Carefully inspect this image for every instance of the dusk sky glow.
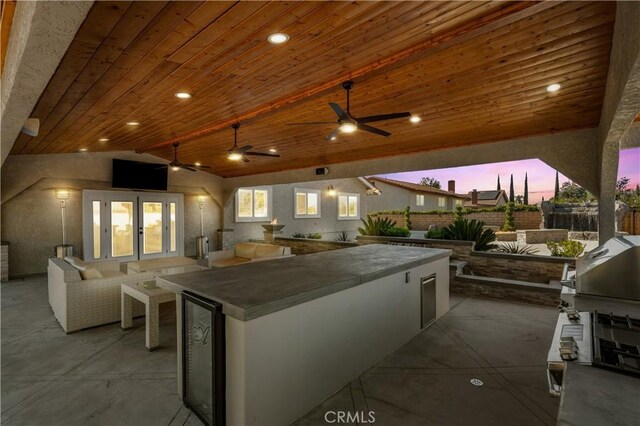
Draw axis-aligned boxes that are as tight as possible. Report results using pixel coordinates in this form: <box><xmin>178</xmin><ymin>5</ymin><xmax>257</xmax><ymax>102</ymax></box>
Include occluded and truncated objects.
<box><xmin>377</xmin><ymin>147</ymin><xmax>640</xmax><ymax>203</ymax></box>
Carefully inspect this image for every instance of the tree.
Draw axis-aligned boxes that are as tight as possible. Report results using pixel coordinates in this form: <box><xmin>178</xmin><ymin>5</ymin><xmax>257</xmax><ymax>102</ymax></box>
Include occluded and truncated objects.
<box><xmin>509</xmin><ymin>174</ymin><xmax>514</xmax><ymax>203</ymax></box>
<box><xmin>616</xmin><ymin>176</ymin><xmax>630</xmax><ymax>194</ymax></box>
<box><xmin>404</xmin><ymin>206</ymin><xmax>412</xmax><ymax>230</ymax></box>
<box><xmin>497</xmin><ymin>175</ymin><xmax>501</xmax><ymax>191</ymax></box>
<box><xmin>419</xmin><ymin>177</ymin><xmax>441</xmax><ymax>189</ymax></box>
<box><xmin>558</xmin><ymin>181</ymin><xmax>588</xmax><ymax>201</ymax></box>
<box><xmin>554</xmin><ymin>171</ymin><xmax>560</xmax><ymax>200</ymax></box>
<box><xmin>501</xmin><ymin>202</ymin><xmax>516</xmax><ymax>231</ymax></box>
<box><xmin>523</xmin><ymin>173</ymin><xmax>529</xmax><ymax>205</ymax></box>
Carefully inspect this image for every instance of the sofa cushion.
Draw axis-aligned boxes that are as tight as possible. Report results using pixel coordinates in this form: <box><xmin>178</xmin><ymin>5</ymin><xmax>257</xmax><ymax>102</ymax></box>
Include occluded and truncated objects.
<box><xmin>235</xmin><ymin>243</ymin><xmax>257</xmax><ymax>260</ymax></box>
<box><xmin>254</xmin><ymin>244</ymin><xmax>284</xmax><ymax>259</ymax></box>
<box><xmin>65</xmin><ymin>256</ymin><xmax>88</xmax><ymax>271</ymax></box>
<box><xmin>210</xmin><ymin>257</ymin><xmax>250</xmax><ymax>268</ymax></box>
<box><xmin>100</xmin><ymin>270</ymin><xmax>125</xmax><ymax>279</ymax></box>
<box><xmin>128</xmin><ymin>257</ymin><xmax>196</xmax><ymax>273</ymax></box>
<box><xmin>80</xmin><ymin>267</ymin><xmax>103</xmax><ymax>280</ymax></box>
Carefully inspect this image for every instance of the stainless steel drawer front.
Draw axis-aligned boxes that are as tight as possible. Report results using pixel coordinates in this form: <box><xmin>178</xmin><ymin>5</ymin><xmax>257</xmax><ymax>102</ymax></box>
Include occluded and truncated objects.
<box><xmin>421</xmin><ymin>275</ymin><xmax>437</xmax><ymax>328</ymax></box>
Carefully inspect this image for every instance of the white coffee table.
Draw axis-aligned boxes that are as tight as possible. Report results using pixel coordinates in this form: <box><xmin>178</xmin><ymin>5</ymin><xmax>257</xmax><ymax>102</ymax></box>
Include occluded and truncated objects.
<box><xmin>121</xmin><ymin>280</ymin><xmax>176</xmax><ymax>351</ymax></box>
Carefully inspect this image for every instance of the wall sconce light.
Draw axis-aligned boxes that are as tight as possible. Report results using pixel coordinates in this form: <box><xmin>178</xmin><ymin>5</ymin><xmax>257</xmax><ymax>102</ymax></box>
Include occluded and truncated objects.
<box><xmin>55</xmin><ymin>189</ymin><xmax>70</xmax><ymax>243</ymax></box>
<box><xmin>327</xmin><ymin>185</ymin><xmax>336</xmax><ymax>198</ymax></box>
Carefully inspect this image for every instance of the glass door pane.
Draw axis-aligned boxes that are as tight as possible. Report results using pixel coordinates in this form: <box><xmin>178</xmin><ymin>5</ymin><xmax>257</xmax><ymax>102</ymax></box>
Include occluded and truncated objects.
<box><xmin>170</xmin><ymin>203</ymin><xmax>177</xmax><ymax>253</ymax></box>
<box><xmin>111</xmin><ymin>201</ymin><xmax>134</xmax><ymax>257</ymax></box>
<box><xmin>142</xmin><ymin>202</ymin><xmax>163</xmax><ymax>255</ymax></box>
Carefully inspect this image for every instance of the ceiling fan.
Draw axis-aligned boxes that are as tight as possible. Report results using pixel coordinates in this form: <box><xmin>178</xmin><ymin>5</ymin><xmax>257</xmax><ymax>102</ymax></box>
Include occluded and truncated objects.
<box><xmin>227</xmin><ymin>123</ymin><xmax>280</xmax><ymax>162</ymax></box>
<box><xmin>287</xmin><ymin>81</ymin><xmax>412</xmax><ymax>141</ymax></box>
<box><xmin>162</xmin><ymin>143</ymin><xmax>211</xmax><ymax>172</ymax></box>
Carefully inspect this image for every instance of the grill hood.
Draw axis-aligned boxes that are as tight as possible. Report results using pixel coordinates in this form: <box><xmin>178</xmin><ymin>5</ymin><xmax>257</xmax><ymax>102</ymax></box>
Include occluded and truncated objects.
<box><xmin>575</xmin><ymin>236</ymin><xmax>640</xmax><ymax>301</ymax></box>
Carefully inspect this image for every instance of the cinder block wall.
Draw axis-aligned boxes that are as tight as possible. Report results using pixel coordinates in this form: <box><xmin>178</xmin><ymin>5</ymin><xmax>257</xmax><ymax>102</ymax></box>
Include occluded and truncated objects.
<box><xmin>373</xmin><ymin>211</ymin><xmax>542</xmax><ymax>230</ymax></box>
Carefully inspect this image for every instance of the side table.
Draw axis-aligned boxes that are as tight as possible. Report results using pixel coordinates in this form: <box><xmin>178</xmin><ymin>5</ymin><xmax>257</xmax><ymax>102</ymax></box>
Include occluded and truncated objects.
<box><xmin>121</xmin><ymin>280</ymin><xmax>176</xmax><ymax>351</ymax></box>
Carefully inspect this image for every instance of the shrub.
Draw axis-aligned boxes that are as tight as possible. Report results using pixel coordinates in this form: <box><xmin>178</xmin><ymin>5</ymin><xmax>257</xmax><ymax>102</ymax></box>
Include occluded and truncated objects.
<box><xmin>493</xmin><ymin>242</ymin><xmax>538</xmax><ymax>255</ymax></box>
<box><xmin>358</xmin><ymin>215</ymin><xmax>396</xmax><ymax>236</ymax></box>
<box><xmin>442</xmin><ymin>218</ymin><xmax>496</xmax><ymax>251</ymax></box>
<box><xmin>335</xmin><ymin>231</ymin><xmax>350</xmax><ymax>242</ymax></box>
<box><xmin>425</xmin><ymin>228</ymin><xmax>447</xmax><ymax>239</ymax></box>
<box><xmin>403</xmin><ymin>206</ymin><xmax>412</xmax><ymax>230</ymax></box>
<box><xmin>291</xmin><ymin>232</ymin><xmax>306</xmax><ymax>238</ymax></box>
<box><xmin>453</xmin><ymin>206</ymin><xmax>464</xmax><ymax>221</ymax></box>
<box><xmin>385</xmin><ymin>227</ymin><xmax>411</xmax><ymax>237</ymax></box>
<box><xmin>501</xmin><ymin>202</ymin><xmax>516</xmax><ymax>231</ymax></box>
<box><xmin>546</xmin><ymin>240</ymin><xmax>586</xmax><ymax>258</ymax></box>
<box><xmin>306</xmin><ymin>233</ymin><xmax>322</xmax><ymax>239</ymax></box>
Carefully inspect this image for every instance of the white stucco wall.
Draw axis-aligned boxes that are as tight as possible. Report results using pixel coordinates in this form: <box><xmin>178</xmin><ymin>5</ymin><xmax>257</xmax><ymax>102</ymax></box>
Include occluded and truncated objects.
<box><xmin>366</xmin><ymin>181</ymin><xmax>459</xmax><ymax>213</ymax></box>
<box><xmin>224</xmin><ymin>178</ymin><xmax>371</xmax><ymax>243</ymax></box>
<box><xmin>0</xmin><ymin>152</ymin><xmax>224</xmax><ymax>276</ymax></box>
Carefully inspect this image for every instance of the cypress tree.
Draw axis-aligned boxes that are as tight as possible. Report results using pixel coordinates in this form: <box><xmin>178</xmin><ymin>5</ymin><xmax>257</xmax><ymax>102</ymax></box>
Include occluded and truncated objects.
<box><xmin>509</xmin><ymin>174</ymin><xmax>515</xmax><ymax>203</ymax></box>
<box><xmin>524</xmin><ymin>173</ymin><xmax>529</xmax><ymax>205</ymax></box>
<box><xmin>497</xmin><ymin>175</ymin><xmax>501</xmax><ymax>191</ymax></box>
<box><xmin>554</xmin><ymin>171</ymin><xmax>560</xmax><ymax>200</ymax></box>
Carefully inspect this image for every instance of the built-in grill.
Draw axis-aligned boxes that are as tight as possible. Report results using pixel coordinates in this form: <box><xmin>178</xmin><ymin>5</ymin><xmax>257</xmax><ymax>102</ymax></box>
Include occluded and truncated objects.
<box><xmin>592</xmin><ymin>311</ymin><xmax>640</xmax><ymax>376</ymax></box>
<box><xmin>548</xmin><ymin>236</ymin><xmax>640</xmax><ymax>396</ymax></box>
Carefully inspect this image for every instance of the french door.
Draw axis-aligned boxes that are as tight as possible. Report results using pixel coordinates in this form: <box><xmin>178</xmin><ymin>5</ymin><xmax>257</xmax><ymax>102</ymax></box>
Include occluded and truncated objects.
<box><xmin>83</xmin><ymin>190</ymin><xmax>184</xmax><ymax>262</ymax></box>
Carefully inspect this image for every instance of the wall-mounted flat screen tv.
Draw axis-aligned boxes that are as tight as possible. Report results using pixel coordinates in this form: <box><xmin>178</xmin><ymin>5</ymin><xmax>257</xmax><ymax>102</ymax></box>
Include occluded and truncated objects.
<box><xmin>112</xmin><ymin>159</ymin><xmax>168</xmax><ymax>191</ymax></box>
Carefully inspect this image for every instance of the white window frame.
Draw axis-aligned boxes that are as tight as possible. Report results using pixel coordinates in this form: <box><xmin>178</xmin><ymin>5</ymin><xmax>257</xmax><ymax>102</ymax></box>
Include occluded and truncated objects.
<box><xmin>294</xmin><ymin>188</ymin><xmax>321</xmax><ymax>219</ymax></box>
<box><xmin>82</xmin><ymin>190</ymin><xmax>184</xmax><ymax>261</ymax></box>
<box><xmin>235</xmin><ymin>186</ymin><xmax>273</xmax><ymax>222</ymax></box>
<box><xmin>416</xmin><ymin>194</ymin><xmax>425</xmax><ymax>206</ymax></box>
<box><xmin>438</xmin><ymin>196</ymin><xmax>446</xmax><ymax>208</ymax></box>
<box><xmin>337</xmin><ymin>192</ymin><xmax>360</xmax><ymax>220</ymax></box>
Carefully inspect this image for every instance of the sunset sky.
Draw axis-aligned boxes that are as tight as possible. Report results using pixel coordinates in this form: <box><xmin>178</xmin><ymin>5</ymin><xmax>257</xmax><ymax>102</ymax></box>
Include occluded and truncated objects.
<box><xmin>376</xmin><ymin>147</ymin><xmax>640</xmax><ymax>203</ymax></box>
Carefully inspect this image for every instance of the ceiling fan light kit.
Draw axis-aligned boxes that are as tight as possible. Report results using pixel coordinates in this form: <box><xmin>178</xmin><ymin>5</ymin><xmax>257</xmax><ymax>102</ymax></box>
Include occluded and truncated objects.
<box><xmin>286</xmin><ymin>80</ymin><xmax>412</xmax><ymax>141</ymax></box>
<box><xmin>227</xmin><ymin>123</ymin><xmax>281</xmax><ymax>163</ymax></box>
<box><xmin>165</xmin><ymin>143</ymin><xmax>211</xmax><ymax>172</ymax></box>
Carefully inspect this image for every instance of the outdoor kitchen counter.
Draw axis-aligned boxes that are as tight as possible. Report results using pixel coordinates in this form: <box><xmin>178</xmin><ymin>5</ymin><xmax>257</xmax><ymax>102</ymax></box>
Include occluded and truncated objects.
<box><xmin>558</xmin><ymin>363</ymin><xmax>640</xmax><ymax>426</ymax></box>
<box><xmin>157</xmin><ymin>244</ymin><xmax>451</xmax><ymax>321</ymax></box>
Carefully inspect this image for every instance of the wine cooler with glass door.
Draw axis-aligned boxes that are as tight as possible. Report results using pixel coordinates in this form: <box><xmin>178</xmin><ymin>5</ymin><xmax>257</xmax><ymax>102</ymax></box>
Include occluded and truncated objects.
<box><xmin>182</xmin><ymin>292</ymin><xmax>225</xmax><ymax>426</ymax></box>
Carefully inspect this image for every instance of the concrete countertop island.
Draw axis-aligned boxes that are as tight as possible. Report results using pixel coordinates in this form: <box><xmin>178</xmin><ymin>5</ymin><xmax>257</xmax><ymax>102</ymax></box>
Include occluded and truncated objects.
<box><xmin>159</xmin><ymin>244</ymin><xmax>451</xmax><ymax>426</ymax></box>
<box><xmin>158</xmin><ymin>244</ymin><xmax>451</xmax><ymax>321</ymax></box>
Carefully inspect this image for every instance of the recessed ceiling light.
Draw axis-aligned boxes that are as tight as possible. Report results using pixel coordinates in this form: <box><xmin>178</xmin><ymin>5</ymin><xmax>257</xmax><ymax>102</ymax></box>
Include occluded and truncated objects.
<box><xmin>126</xmin><ymin>121</ymin><xmax>140</xmax><ymax>126</ymax></box>
<box><xmin>268</xmin><ymin>148</ymin><xmax>277</xmax><ymax>153</ymax></box>
<box><xmin>175</xmin><ymin>92</ymin><xmax>191</xmax><ymax>99</ymax></box>
<box><xmin>410</xmin><ymin>116</ymin><xmax>421</xmax><ymax>123</ymax></box>
<box><xmin>267</xmin><ymin>33</ymin><xmax>289</xmax><ymax>45</ymax></box>
<box><xmin>99</xmin><ymin>138</ymin><xmax>109</xmax><ymax>142</ymax></box>
<box><xmin>339</xmin><ymin>122</ymin><xmax>357</xmax><ymax>133</ymax></box>
<box><xmin>546</xmin><ymin>83</ymin><xmax>561</xmax><ymax>93</ymax></box>
<box><xmin>78</xmin><ymin>148</ymin><xmax>88</xmax><ymax>152</ymax></box>
<box><xmin>194</xmin><ymin>162</ymin><xmax>201</xmax><ymax>166</ymax></box>
<box><xmin>228</xmin><ymin>152</ymin><xmax>244</xmax><ymax>161</ymax></box>
<box><xmin>330</xmin><ymin>136</ymin><xmax>337</xmax><ymax>141</ymax></box>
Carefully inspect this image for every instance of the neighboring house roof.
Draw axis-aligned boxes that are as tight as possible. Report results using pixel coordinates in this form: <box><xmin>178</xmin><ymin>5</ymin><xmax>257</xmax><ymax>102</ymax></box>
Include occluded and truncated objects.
<box><xmin>464</xmin><ymin>189</ymin><xmax>509</xmax><ymax>207</ymax></box>
<box><xmin>367</xmin><ymin>177</ymin><xmax>469</xmax><ymax>200</ymax></box>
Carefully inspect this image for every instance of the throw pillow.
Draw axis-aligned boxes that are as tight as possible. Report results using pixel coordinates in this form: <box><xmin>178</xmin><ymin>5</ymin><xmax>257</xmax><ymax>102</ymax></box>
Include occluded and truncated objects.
<box><xmin>80</xmin><ymin>267</ymin><xmax>103</xmax><ymax>280</ymax></box>
<box><xmin>65</xmin><ymin>256</ymin><xmax>88</xmax><ymax>271</ymax></box>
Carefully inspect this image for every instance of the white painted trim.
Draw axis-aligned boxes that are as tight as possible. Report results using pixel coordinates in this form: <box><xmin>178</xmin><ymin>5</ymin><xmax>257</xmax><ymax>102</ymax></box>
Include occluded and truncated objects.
<box><xmin>337</xmin><ymin>192</ymin><xmax>360</xmax><ymax>221</ymax></box>
<box><xmin>293</xmin><ymin>187</ymin><xmax>321</xmax><ymax>219</ymax></box>
<box><xmin>234</xmin><ymin>186</ymin><xmax>273</xmax><ymax>223</ymax></box>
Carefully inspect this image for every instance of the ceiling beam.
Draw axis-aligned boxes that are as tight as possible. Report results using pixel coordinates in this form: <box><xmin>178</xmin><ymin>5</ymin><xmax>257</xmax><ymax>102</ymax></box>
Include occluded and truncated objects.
<box><xmin>141</xmin><ymin>1</ymin><xmax>557</xmax><ymax>153</ymax></box>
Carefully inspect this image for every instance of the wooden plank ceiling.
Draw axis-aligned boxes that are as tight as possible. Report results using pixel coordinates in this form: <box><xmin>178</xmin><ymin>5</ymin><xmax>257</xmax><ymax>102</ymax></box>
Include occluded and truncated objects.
<box><xmin>11</xmin><ymin>1</ymin><xmax>616</xmax><ymax>178</ymax></box>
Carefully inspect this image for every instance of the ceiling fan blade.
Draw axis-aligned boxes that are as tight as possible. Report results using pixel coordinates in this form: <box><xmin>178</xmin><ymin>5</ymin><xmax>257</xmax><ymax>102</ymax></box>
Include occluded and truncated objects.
<box><xmin>286</xmin><ymin>122</ymin><xmax>335</xmax><ymax>125</ymax></box>
<box><xmin>182</xmin><ymin>166</ymin><xmax>198</xmax><ymax>172</ymax></box>
<box><xmin>245</xmin><ymin>151</ymin><xmax>281</xmax><ymax>158</ymax></box>
<box><xmin>358</xmin><ymin>112</ymin><xmax>411</xmax><ymax>123</ymax></box>
<box><xmin>329</xmin><ymin>102</ymin><xmax>348</xmax><ymax>120</ymax></box>
<box><xmin>183</xmin><ymin>163</ymin><xmax>211</xmax><ymax>169</ymax></box>
<box><xmin>325</xmin><ymin>127</ymin><xmax>339</xmax><ymax>141</ymax></box>
<box><xmin>241</xmin><ymin>156</ymin><xmax>250</xmax><ymax>163</ymax></box>
<box><xmin>358</xmin><ymin>124</ymin><xmax>391</xmax><ymax>137</ymax></box>
<box><xmin>238</xmin><ymin>145</ymin><xmax>253</xmax><ymax>153</ymax></box>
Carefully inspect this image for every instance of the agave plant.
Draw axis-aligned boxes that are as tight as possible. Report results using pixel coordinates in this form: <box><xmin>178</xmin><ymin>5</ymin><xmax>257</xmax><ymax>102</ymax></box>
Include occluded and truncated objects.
<box><xmin>358</xmin><ymin>215</ymin><xmax>396</xmax><ymax>236</ymax></box>
<box><xmin>442</xmin><ymin>218</ymin><xmax>496</xmax><ymax>251</ymax></box>
<box><xmin>493</xmin><ymin>242</ymin><xmax>539</xmax><ymax>255</ymax></box>
<box><xmin>335</xmin><ymin>230</ymin><xmax>350</xmax><ymax>242</ymax></box>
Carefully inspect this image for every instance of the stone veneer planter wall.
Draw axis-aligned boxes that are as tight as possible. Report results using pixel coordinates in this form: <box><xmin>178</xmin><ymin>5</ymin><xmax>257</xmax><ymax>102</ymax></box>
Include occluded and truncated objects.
<box><xmin>469</xmin><ymin>251</ymin><xmax>575</xmax><ymax>284</ymax></box>
<box><xmin>372</xmin><ymin>210</ymin><xmax>542</xmax><ymax>230</ymax></box>
<box><xmin>356</xmin><ymin>236</ymin><xmax>475</xmax><ymax>262</ymax></box>
<box><xmin>272</xmin><ymin>237</ymin><xmax>358</xmax><ymax>255</ymax></box>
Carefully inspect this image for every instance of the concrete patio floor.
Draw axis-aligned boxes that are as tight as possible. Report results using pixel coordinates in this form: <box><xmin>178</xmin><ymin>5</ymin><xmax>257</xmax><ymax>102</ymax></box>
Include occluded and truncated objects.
<box><xmin>2</xmin><ymin>275</ymin><xmax>558</xmax><ymax>425</ymax></box>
